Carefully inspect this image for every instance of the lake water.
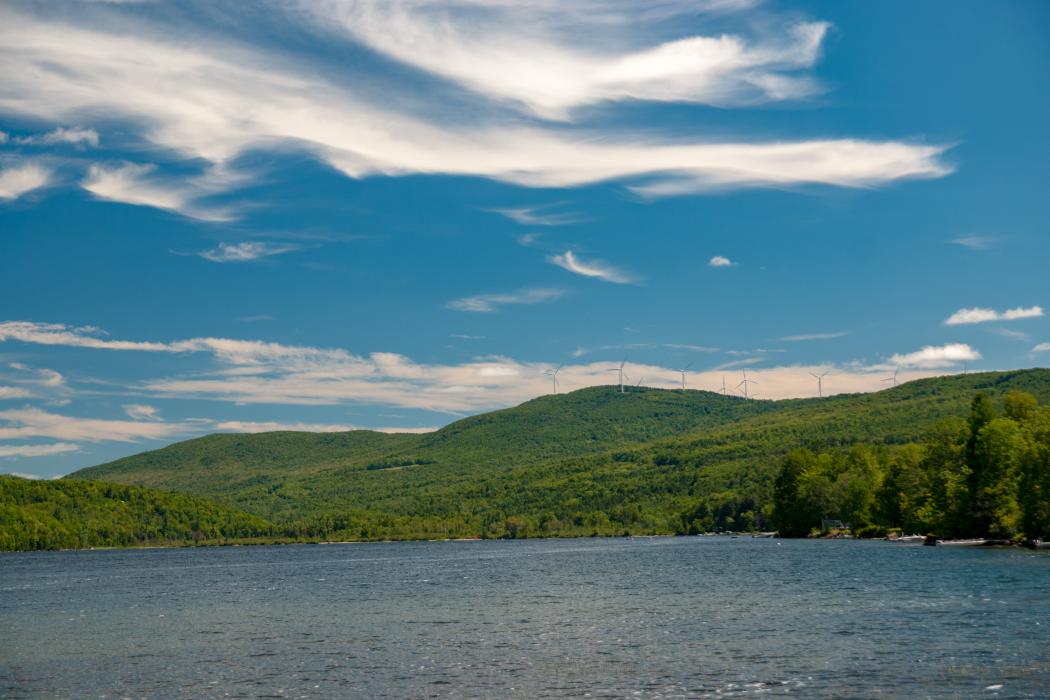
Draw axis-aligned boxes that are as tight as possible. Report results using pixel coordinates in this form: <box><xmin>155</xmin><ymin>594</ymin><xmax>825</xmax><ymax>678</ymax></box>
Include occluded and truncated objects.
<box><xmin>1</xmin><ymin>537</ymin><xmax>1048</xmax><ymax>699</ymax></box>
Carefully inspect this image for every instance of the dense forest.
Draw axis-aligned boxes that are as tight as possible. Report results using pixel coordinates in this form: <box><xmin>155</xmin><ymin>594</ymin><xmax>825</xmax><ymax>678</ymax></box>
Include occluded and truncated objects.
<box><xmin>0</xmin><ymin>476</ymin><xmax>276</xmax><ymax>551</ymax></box>
<box><xmin>3</xmin><ymin>370</ymin><xmax>1049</xmax><ymax>550</ymax></box>
<box><xmin>772</xmin><ymin>390</ymin><xmax>1050</xmax><ymax>540</ymax></box>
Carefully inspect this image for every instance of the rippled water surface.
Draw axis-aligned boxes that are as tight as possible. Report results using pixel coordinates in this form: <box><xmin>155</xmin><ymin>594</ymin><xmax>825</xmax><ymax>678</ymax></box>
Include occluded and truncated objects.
<box><xmin>1</xmin><ymin>537</ymin><xmax>1048</xmax><ymax>698</ymax></box>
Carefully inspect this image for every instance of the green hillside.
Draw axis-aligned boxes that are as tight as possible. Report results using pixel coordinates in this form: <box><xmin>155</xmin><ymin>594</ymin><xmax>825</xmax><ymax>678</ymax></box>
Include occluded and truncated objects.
<box><xmin>0</xmin><ymin>475</ymin><xmax>277</xmax><ymax>551</ymax></box>
<box><xmin>67</xmin><ymin>369</ymin><xmax>1050</xmax><ymax>540</ymax></box>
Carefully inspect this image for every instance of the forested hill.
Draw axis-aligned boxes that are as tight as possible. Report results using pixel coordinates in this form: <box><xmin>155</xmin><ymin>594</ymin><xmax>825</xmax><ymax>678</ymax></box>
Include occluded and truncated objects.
<box><xmin>64</xmin><ymin>369</ymin><xmax>1050</xmax><ymax>539</ymax></box>
<box><xmin>0</xmin><ymin>476</ymin><xmax>276</xmax><ymax>551</ymax></box>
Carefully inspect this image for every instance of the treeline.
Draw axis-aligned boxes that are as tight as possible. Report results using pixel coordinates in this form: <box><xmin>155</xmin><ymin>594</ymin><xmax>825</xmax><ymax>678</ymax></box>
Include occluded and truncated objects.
<box><xmin>0</xmin><ymin>476</ymin><xmax>277</xmax><ymax>551</ymax></box>
<box><xmin>772</xmin><ymin>391</ymin><xmax>1050</xmax><ymax>539</ymax></box>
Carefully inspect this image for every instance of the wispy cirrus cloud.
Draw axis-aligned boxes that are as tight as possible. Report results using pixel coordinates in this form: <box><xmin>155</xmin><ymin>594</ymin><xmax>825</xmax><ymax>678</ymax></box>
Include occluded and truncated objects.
<box><xmin>781</xmin><ymin>331</ymin><xmax>850</xmax><ymax>342</ymax></box>
<box><xmin>951</xmin><ymin>235</ymin><xmax>995</xmax><ymax>250</ymax></box>
<box><xmin>0</xmin><ymin>2</ymin><xmax>952</xmax><ymax>217</ymax></box>
<box><xmin>944</xmin><ymin>305</ymin><xmax>1043</xmax><ymax>325</ymax></box>
<box><xmin>550</xmin><ymin>251</ymin><xmax>634</xmax><ymax>284</ymax></box>
<box><xmin>82</xmin><ymin>162</ymin><xmax>239</xmax><ymax>222</ymax></box>
<box><xmin>14</xmin><ymin>127</ymin><xmax>99</xmax><ymax>148</ymax></box>
<box><xmin>0</xmin><ymin>160</ymin><xmax>53</xmax><ymax>201</ymax></box>
<box><xmin>198</xmin><ymin>241</ymin><xmax>299</xmax><ymax>262</ymax></box>
<box><xmin>1033</xmin><ymin>343</ymin><xmax>1050</xmax><ymax>353</ymax></box>
<box><xmin>123</xmin><ymin>404</ymin><xmax>161</xmax><ymax>421</ymax></box>
<box><xmin>446</xmin><ymin>288</ymin><xmax>565</xmax><ymax>313</ymax></box>
<box><xmin>490</xmin><ymin>206</ymin><xmax>584</xmax><ymax>227</ymax></box>
<box><xmin>311</xmin><ymin>1</ymin><xmax>830</xmax><ymax>119</ymax></box>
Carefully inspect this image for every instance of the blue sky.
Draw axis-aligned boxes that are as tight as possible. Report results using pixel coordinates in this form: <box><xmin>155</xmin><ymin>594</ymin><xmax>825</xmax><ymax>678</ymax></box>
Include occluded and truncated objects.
<box><xmin>1</xmin><ymin>0</ymin><xmax>1048</xmax><ymax>478</ymax></box>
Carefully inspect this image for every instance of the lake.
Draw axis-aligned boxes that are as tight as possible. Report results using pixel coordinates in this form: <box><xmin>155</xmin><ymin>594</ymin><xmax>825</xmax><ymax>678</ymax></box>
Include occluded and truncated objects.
<box><xmin>1</xmin><ymin>537</ymin><xmax>1048</xmax><ymax>698</ymax></box>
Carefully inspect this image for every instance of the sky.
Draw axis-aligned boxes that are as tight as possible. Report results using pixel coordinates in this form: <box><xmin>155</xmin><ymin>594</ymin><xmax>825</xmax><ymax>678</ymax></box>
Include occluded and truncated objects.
<box><xmin>1</xmin><ymin>0</ymin><xmax>1048</xmax><ymax>479</ymax></box>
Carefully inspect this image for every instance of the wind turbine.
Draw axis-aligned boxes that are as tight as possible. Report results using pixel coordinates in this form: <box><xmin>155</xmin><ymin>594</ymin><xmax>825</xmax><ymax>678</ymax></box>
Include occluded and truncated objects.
<box><xmin>881</xmin><ymin>366</ymin><xmax>900</xmax><ymax>387</ymax></box>
<box><xmin>718</xmin><ymin>375</ymin><xmax>728</xmax><ymax>395</ymax></box>
<box><xmin>544</xmin><ymin>364</ymin><xmax>563</xmax><ymax>394</ymax></box>
<box><xmin>607</xmin><ymin>358</ymin><xmax>627</xmax><ymax>393</ymax></box>
<box><xmin>809</xmin><ymin>370</ymin><xmax>831</xmax><ymax>398</ymax></box>
<box><xmin>737</xmin><ymin>369</ymin><xmax>758</xmax><ymax>400</ymax></box>
<box><xmin>675</xmin><ymin>363</ymin><xmax>692</xmax><ymax>390</ymax></box>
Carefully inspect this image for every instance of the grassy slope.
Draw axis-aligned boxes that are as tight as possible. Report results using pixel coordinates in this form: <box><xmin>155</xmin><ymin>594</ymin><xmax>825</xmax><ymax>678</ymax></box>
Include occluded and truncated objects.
<box><xmin>68</xmin><ymin>369</ymin><xmax>1050</xmax><ymax>531</ymax></box>
<box><xmin>0</xmin><ymin>475</ymin><xmax>276</xmax><ymax>551</ymax></box>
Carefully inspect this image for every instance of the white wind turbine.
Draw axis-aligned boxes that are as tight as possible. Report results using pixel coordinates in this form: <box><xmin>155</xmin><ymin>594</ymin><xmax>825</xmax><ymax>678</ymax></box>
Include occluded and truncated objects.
<box><xmin>675</xmin><ymin>363</ymin><xmax>692</xmax><ymax>390</ymax></box>
<box><xmin>608</xmin><ymin>358</ymin><xmax>627</xmax><ymax>393</ymax></box>
<box><xmin>809</xmin><ymin>370</ymin><xmax>831</xmax><ymax>398</ymax></box>
<box><xmin>737</xmin><ymin>368</ymin><xmax>758</xmax><ymax>399</ymax></box>
<box><xmin>882</xmin><ymin>366</ymin><xmax>900</xmax><ymax>387</ymax></box>
<box><xmin>544</xmin><ymin>364</ymin><xmax>563</xmax><ymax>394</ymax></box>
<box><xmin>718</xmin><ymin>375</ymin><xmax>728</xmax><ymax>395</ymax></box>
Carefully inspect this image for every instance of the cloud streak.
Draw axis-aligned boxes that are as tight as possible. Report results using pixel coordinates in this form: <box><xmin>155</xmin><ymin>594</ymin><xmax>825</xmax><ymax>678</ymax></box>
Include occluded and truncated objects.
<box><xmin>0</xmin><ymin>442</ymin><xmax>80</xmax><ymax>458</ymax></box>
<box><xmin>944</xmin><ymin>306</ymin><xmax>1043</xmax><ymax>325</ymax></box>
<box><xmin>446</xmin><ymin>288</ymin><xmax>565</xmax><ymax>313</ymax></box>
<box><xmin>199</xmin><ymin>242</ymin><xmax>299</xmax><ymax>263</ymax></box>
<box><xmin>550</xmin><ymin>251</ymin><xmax>634</xmax><ymax>283</ymax></box>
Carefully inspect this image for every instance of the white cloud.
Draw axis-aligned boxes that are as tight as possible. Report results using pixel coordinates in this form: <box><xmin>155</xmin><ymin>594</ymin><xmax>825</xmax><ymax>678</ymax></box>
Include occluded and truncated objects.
<box><xmin>1033</xmin><ymin>343</ymin><xmax>1050</xmax><ymax>353</ymax></box>
<box><xmin>214</xmin><ymin>420</ymin><xmax>436</xmax><ymax>434</ymax></box>
<box><xmin>447</xmin><ymin>288</ymin><xmax>565</xmax><ymax>312</ymax></box>
<box><xmin>0</xmin><ymin>320</ymin><xmax>990</xmax><ymax>412</ymax></box>
<box><xmin>311</xmin><ymin>2</ymin><xmax>830</xmax><ymax>119</ymax></box>
<box><xmin>951</xmin><ymin>235</ymin><xmax>994</xmax><ymax>250</ymax></box>
<box><xmin>0</xmin><ymin>3</ymin><xmax>952</xmax><ymax>216</ymax></box>
<box><xmin>550</xmin><ymin>251</ymin><xmax>633</xmax><ymax>283</ymax></box>
<box><xmin>199</xmin><ymin>242</ymin><xmax>298</xmax><ymax>263</ymax></box>
<box><xmin>781</xmin><ymin>331</ymin><xmax>849</xmax><ymax>342</ymax></box>
<box><xmin>888</xmin><ymin>343</ymin><xmax>980</xmax><ymax>369</ymax></box>
<box><xmin>988</xmin><ymin>328</ymin><xmax>1029</xmax><ymax>342</ymax></box>
<box><xmin>0</xmin><ymin>386</ymin><xmax>34</xmax><ymax>399</ymax></box>
<box><xmin>944</xmin><ymin>305</ymin><xmax>1043</xmax><ymax>325</ymax></box>
<box><xmin>15</xmin><ymin>127</ymin><xmax>100</xmax><ymax>147</ymax></box>
<box><xmin>0</xmin><ymin>407</ymin><xmax>195</xmax><ymax>442</ymax></box>
<box><xmin>0</xmin><ymin>442</ymin><xmax>80</xmax><ymax>458</ymax></box>
<box><xmin>0</xmin><ymin>160</ymin><xmax>53</xmax><ymax>200</ymax></box>
<box><xmin>82</xmin><ymin>162</ymin><xmax>238</xmax><ymax>222</ymax></box>
<box><xmin>490</xmin><ymin>206</ymin><xmax>583</xmax><ymax>226</ymax></box>
<box><xmin>708</xmin><ymin>255</ymin><xmax>734</xmax><ymax>267</ymax></box>
<box><xmin>123</xmin><ymin>404</ymin><xmax>161</xmax><ymax>421</ymax></box>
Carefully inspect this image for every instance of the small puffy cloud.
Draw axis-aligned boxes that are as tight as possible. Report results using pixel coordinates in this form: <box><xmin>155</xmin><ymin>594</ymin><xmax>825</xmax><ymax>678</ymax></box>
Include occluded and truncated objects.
<box><xmin>1033</xmin><ymin>343</ymin><xmax>1050</xmax><ymax>353</ymax></box>
<box><xmin>708</xmin><ymin>255</ymin><xmax>734</xmax><ymax>267</ymax></box>
<box><xmin>550</xmin><ymin>251</ymin><xmax>633</xmax><ymax>284</ymax></box>
<box><xmin>888</xmin><ymin>343</ymin><xmax>980</xmax><ymax>369</ymax></box>
<box><xmin>123</xmin><ymin>404</ymin><xmax>160</xmax><ymax>421</ymax></box>
<box><xmin>0</xmin><ymin>442</ymin><xmax>80</xmax><ymax>458</ymax></box>
<box><xmin>944</xmin><ymin>305</ymin><xmax>1043</xmax><ymax>325</ymax></box>
<box><xmin>0</xmin><ymin>161</ymin><xmax>53</xmax><ymax>200</ymax></box>
<box><xmin>447</xmin><ymin>288</ymin><xmax>565</xmax><ymax>313</ymax></box>
<box><xmin>199</xmin><ymin>242</ymin><xmax>298</xmax><ymax>263</ymax></box>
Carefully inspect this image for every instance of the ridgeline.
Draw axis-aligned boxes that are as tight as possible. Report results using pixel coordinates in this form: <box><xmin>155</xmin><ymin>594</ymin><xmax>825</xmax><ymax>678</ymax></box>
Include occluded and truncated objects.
<box><xmin>3</xmin><ymin>369</ymin><xmax>1049</xmax><ymax>549</ymax></box>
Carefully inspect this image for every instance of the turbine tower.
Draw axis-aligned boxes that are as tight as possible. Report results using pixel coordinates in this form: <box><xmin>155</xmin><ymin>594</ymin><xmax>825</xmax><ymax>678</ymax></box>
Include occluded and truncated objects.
<box><xmin>544</xmin><ymin>364</ymin><xmax>563</xmax><ymax>394</ymax></box>
<box><xmin>882</xmin><ymin>366</ymin><xmax>900</xmax><ymax>387</ymax></box>
<box><xmin>675</xmin><ymin>363</ymin><xmax>692</xmax><ymax>391</ymax></box>
<box><xmin>809</xmin><ymin>370</ymin><xmax>831</xmax><ymax>398</ymax></box>
<box><xmin>719</xmin><ymin>375</ymin><xmax>728</xmax><ymax>395</ymax></box>
<box><xmin>607</xmin><ymin>358</ymin><xmax>627</xmax><ymax>393</ymax></box>
<box><xmin>737</xmin><ymin>369</ymin><xmax>758</xmax><ymax>399</ymax></box>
